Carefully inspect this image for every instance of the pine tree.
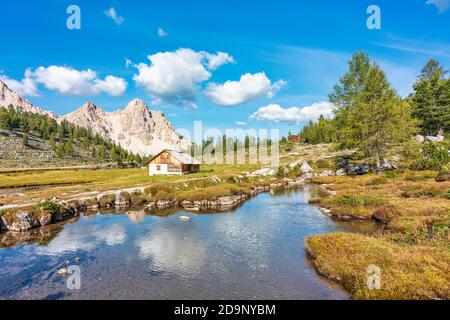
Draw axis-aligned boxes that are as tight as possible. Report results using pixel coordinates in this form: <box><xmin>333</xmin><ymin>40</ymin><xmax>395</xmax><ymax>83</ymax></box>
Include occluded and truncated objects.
<box><xmin>412</xmin><ymin>59</ymin><xmax>450</xmax><ymax>135</ymax></box>
<box><xmin>336</xmin><ymin>64</ymin><xmax>418</xmax><ymax>173</ymax></box>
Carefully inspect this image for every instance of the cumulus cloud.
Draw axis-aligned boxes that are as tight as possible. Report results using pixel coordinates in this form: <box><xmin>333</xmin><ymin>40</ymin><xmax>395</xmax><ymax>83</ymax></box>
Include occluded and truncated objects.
<box><xmin>28</xmin><ymin>66</ymin><xmax>127</xmax><ymax>96</ymax></box>
<box><xmin>0</xmin><ymin>69</ymin><xmax>39</xmax><ymax>97</ymax></box>
<box><xmin>426</xmin><ymin>0</ymin><xmax>450</xmax><ymax>12</ymax></box>
<box><xmin>204</xmin><ymin>72</ymin><xmax>286</xmax><ymax>106</ymax></box>
<box><xmin>204</xmin><ymin>52</ymin><xmax>235</xmax><ymax>71</ymax></box>
<box><xmin>235</xmin><ymin>121</ymin><xmax>248</xmax><ymax>126</ymax></box>
<box><xmin>158</xmin><ymin>27</ymin><xmax>168</xmax><ymax>38</ymax></box>
<box><xmin>250</xmin><ymin>101</ymin><xmax>335</xmax><ymax>123</ymax></box>
<box><xmin>132</xmin><ymin>48</ymin><xmax>234</xmax><ymax>108</ymax></box>
<box><xmin>104</xmin><ymin>7</ymin><xmax>124</xmax><ymax>25</ymax></box>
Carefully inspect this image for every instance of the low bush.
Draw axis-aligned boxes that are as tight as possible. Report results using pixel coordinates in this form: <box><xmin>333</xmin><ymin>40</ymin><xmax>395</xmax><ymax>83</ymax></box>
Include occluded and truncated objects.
<box><xmin>444</xmin><ymin>189</ymin><xmax>450</xmax><ymax>200</ymax></box>
<box><xmin>130</xmin><ymin>191</ymin><xmax>147</xmax><ymax>205</ymax></box>
<box><xmin>39</xmin><ymin>201</ymin><xmax>60</xmax><ymax>214</ymax></box>
<box><xmin>435</xmin><ymin>166</ymin><xmax>450</xmax><ymax>182</ymax></box>
<box><xmin>99</xmin><ymin>194</ymin><xmax>116</xmax><ymax>207</ymax></box>
<box><xmin>152</xmin><ymin>191</ymin><xmax>173</xmax><ymax>201</ymax></box>
<box><xmin>400</xmin><ymin>185</ymin><xmax>442</xmax><ymax>199</ymax></box>
<box><xmin>412</xmin><ymin>143</ymin><xmax>449</xmax><ymax>170</ymax></box>
<box><xmin>144</xmin><ymin>184</ymin><xmax>171</xmax><ymax>196</ymax></box>
<box><xmin>177</xmin><ymin>183</ymin><xmax>250</xmax><ymax>202</ymax></box>
<box><xmin>330</xmin><ymin>194</ymin><xmax>387</xmax><ymax>207</ymax></box>
<box><xmin>119</xmin><ymin>191</ymin><xmax>131</xmax><ymax>202</ymax></box>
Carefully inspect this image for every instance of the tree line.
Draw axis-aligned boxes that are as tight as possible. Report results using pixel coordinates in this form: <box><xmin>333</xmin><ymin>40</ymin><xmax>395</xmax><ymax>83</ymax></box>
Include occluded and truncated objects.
<box><xmin>296</xmin><ymin>52</ymin><xmax>449</xmax><ymax>173</ymax></box>
<box><xmin>0</xmin><ymin>106</ymin><xmax>148</xmax><ymax>166</ymax></box>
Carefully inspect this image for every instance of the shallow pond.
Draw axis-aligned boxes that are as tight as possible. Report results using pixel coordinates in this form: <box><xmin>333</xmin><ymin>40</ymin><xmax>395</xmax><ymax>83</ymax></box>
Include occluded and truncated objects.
<box><xmin>0</xmin><ymin>185</ymin><xmax>379</xmax><ymax>300</ymax></box>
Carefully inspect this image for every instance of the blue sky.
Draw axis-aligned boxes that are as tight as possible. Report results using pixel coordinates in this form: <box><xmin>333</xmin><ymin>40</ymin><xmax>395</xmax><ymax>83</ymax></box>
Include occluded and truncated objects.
<box><xmin>1</xmin><ymin>0</ymin><xmax>449</xmax><ymax>137</ymax></box>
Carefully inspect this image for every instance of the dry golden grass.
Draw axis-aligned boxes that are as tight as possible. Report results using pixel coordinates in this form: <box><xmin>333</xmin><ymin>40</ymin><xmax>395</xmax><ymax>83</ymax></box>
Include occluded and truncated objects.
<box><xmin>307</xmin><ymin>170</ymin><xmax>450</xmax><ymax>299</ymax></box>
<box><xmin>307</xmin><ymin>233</ymin><xmax>450</xmax><ymax>300</ymax></box>
<box><xmin>0</xmin><ymin>164</ymin><xmax>260</xmax><ymax>207</ymax></box>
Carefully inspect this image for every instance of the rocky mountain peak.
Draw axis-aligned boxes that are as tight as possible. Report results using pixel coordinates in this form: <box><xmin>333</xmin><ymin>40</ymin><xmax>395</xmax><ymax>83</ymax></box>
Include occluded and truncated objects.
<box><xmin>125</xmin><ymin>98</ymin><xmax>148</xmax><ymax>110</ymax></box>
<box><xmin>0</xmin><ymin>80</ymin><xmax>56</xmax><ymax>118</ymax></box>
<box><xmin>62</xmin><ymin>99</ymin><xmax>191</xmax><ymax>156</ymax></box>
<box><xmin>1</xmin><ymin>82</ymin><xmax>190</xmax><ymax>156</ymax></box>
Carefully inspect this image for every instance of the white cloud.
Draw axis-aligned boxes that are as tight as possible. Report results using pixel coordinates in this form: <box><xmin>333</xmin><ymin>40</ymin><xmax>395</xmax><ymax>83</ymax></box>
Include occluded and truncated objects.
<box><xmin>125</xmin><ymin>57</ymin><xmax>133</xmax><ymax>67</ymax></box>
<box><xmin>104</xmin><ymin>7</ymin><xmax>124</xmax><ymax>25</ymax></box>
<box><xmin>426</xmin><ymin>0</ymin><xmax>450</xmax><ymax>13</ymax></box>
<box><xmin>29</xmin><ymin>66</ymin><xmax>127</xmax><ymax>96</ymax></box>
<box><xmin>204</xmin><ymin>52</ymin><xmax>235</xmax><ymax>71</ymax></box>
<box><xmin>204</xmin><ymin>72</ymin><xmax>286</xmax><ymax>106</ymax></box>
<box><xmin>158</xmin><ymin>27</ymin><xmax>168</xmax><ymax>38</ymax></box>
<box><xmin>0</xmin><ymin>69</ymin><xmax>39</xmax><ymax>97</ymax></box>
<box><xmin>132</xmin><ymin>48</ymin><xmax>234</xmax><ymax>107</ymax></box>
<box><xmin>250</xmin><ymin>101</ymin><xmax>335</xmax><ymax>123</ymax></box>
<box><xmin>235</xmin><ymin>121</ymin><xmax>248</xmax><ymax>126</ymax></box>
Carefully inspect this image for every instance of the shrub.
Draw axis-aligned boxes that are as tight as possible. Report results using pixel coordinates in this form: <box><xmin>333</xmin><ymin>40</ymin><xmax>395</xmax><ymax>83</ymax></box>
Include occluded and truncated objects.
<box><xmin>412</xmin><ymin>143</ymin><xmax>450</xmax><ymax>170</ymax></box>
<box><xmin>435</xmin><ymin>166</ymin><xmax>450</xmax><ymax>182</ymax></box>
<box><xmin>400</xmin><ymin>185</ymin><xmax>441</xmax><ymax>198</ymax></box>
<box><xmin>152</xmin><ymin>191</ymin><xmax>173</xmax><ymax>201</ymax></box>
<box><xmin>99</xmin><ymin>194</ymin><xmax>116</xmax><ymax>207</ymax></box>
<box><xmin>331</xmin><ymin>194</ymin><xmax>387</xmax><ymax>207</ymax></box>
<box><xmin>84</xmin><ymin>198</ymin><xmax>99</xmax><ymax>206</ymax></box>
<box><xmin>119</xmin><ymin>191</ymin><xmax>131</xmax><ymax>202</ymax></box>
<box><xmin>39</xmin><ymin>201</ymin><xmax>60</xmax><ymax>214</ymax></box>
<box><xmin>444</xmin><ymin>189</ymin><xmax>450</xmax><ymax>200</ymax></box>
<box><xmin>130</xmin><ymin>192</ymin><xmax>147</xmax><ymax>205</ymax></box>
<box><xmin>144</xmin><ymin>184</ymin><xmax>171</xmax><ymax>196</ymax></box>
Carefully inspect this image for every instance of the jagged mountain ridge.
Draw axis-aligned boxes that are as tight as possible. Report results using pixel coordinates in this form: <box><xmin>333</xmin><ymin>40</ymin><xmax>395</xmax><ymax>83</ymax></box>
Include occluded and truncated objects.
<box><xmin>0</xmin><ymin>80</ymin><xmax>191</xmax><ymax>156</ymax></box>
<box><xmin>0</xmin><ymin>81</ymin><xmax>56</xmax><ymax>118</ymax></box>
<box><xmin>61</xmin><ymin>100</ymin><xmax>191</xmax><ymax>156</ymax></box>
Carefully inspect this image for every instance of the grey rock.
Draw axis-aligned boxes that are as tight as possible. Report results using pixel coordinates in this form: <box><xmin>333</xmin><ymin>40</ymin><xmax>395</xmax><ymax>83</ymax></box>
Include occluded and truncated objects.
<box><xmin>7</xmin><ymin>211</ymin><xmax>40</xmax><ymax>232</ymax></box>
<box><xmin>300</xmin><ymin>161</ymin><xmax>314</xmax><ymax>173</ymax></box>
<box><xmin>381</xmin><ymin>159</ymin><xmax>393</xmax><ymax>171</ymax></box>
<box><xmin>318</xmin><ymin>170</ymin><xmax>335</xmax><ymax>177</ymax></box>
<box><xmin>425</xmin><ymin>135</ymin><xmax>444</xmax><ymax>143</ymax></box>
<box><xmin>0</xmin><ymin>216</ymin><xmax>6</xmax><ymax>232</ymax></box>
<box><xmin>38</xmin><ymin>212</ymin><xmax>52</xmax><ymax>226</ymax></box>
<box><xmin>415</xmin><ymin>134</ymin><xmax>425</xmax><ymax>143</ymax></box>
<box><xmin>347</xmin><ymin>164</ymin><xmax>371</xmax><ymax>175</ymax></box>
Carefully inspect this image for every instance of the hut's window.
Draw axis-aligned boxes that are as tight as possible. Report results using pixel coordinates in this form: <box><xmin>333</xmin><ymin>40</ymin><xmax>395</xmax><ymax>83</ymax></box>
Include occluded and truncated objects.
<box><xmin>156</xmin><ymin>165</ymin><xmax>161</xmax><ymax>171</ymax></box>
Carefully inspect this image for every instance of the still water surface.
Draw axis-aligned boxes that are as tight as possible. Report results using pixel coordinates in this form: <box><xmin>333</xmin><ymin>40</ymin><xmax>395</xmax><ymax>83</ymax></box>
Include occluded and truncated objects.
<box><xmin>0</xmin><ymin>185</ymin><xmax>378</xmax><ymax>300</ymax></box>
